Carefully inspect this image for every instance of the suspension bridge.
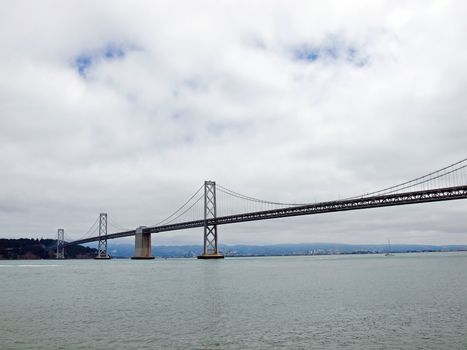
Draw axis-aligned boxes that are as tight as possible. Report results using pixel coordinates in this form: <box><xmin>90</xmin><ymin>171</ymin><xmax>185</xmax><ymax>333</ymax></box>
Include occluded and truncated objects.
<box><xmin>56</xmin><ymin>158</ymin><xmax>467</xmax><ymax>259</ymax></box>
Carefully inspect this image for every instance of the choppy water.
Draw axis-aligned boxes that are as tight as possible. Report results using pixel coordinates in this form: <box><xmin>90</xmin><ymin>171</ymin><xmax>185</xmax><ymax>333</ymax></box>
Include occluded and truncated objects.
<box><xmin>1</xmin><ymin>252</ymin><xmax>467</xmax><ymax>349</ymax></box>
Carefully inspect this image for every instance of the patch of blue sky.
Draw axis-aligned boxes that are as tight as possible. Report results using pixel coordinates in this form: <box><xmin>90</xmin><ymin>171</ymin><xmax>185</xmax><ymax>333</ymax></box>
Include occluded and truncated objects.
<box><xmin>75</xmin><ymin>55</ymin><xmax>93</xmax><ymax>76</ymax></box>
<box><xmin>295</xmin><ymin>47</ymin><xmax>320</xmax><ymax>62</ymax></box>
<box><xmin>323</xmin><ymin>45</ymin><xmax>338</xmax><ymax>60</ymax></box>
<box><xmin>104</xmin><ymin>44</ymin><xmax>125</xmax><ymax>59</ymax></box>
<box><xmin>346</xmin><ymin>47</ymin><xmax>368</xmax><ymax>67</ymax></box>
<box><xmin>293</xmin><ymin>38</ymin><xmax>368</xmax><ymax>67</ymax></box>
<box><xmin>73</xmin><ymin>43</ymin><xmax>129</xmax><ymax>77</ymax></box>
<box><xmin>347</xmin><ymin>47</ymin><xmax>358</xmax><ymax>60</ymax></box>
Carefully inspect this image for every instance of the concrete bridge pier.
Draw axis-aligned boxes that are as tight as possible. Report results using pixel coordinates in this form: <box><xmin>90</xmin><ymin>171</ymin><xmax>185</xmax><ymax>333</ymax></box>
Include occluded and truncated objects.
<box><xmin>131</xmin><ymin>226</ymin><xmax>155</xmax><ymax>259</ymax></box>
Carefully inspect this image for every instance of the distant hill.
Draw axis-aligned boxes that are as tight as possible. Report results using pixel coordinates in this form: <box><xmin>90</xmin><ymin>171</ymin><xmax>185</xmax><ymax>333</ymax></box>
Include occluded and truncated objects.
<box><xmin>0</xmin><ymin>238</ymin><xmax>97</xmax><ymax>259</ymax></box>
<box><xmin>2</xmin><ymin>239</ymin><xmax>466</xmax><ymax>259</ymax></box>
<box><xmin>104</xmin><ymin>242</ymin><xmax>467</xmax><ymax>258</ymax></box>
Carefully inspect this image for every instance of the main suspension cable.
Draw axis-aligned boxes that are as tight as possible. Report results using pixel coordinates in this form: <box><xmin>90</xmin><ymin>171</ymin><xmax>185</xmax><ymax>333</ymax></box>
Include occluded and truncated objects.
<box><xmin>217</xmin><ymin>184</ymin><xmax>307</xmax><ymax>206</ymax></box>
<box><xmin>75</xmin><ymin>216</ymin><xmax>100</xmax><ymax>241</ymax></box>
<box><xmin>162</xmin><ymin>193</ymin><xmax>204</xmax><ymax>226</ymax></box>
<box><xmin>150</xmin><ymin>184</ymin><xmax>204</xmax><ymax>227</ymax></box>
<box><xmin>108</xmin><ymin>218</ymin><xmax>131</xmax><ymax>232</ymax></box>
<box><xmin>347</xmin><ymin>158</ymin><xmax>467</xmax><ymax>199</ymax></box>
<box><xmin>373</xmin><ymin>164</ymin><xmax>467</xmax><ymax>196</ymax></box>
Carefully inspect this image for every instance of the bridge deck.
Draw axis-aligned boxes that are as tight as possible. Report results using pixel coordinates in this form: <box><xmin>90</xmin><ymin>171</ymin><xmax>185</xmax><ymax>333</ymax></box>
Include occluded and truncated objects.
<box><xmin>65</xmin><ymin>185</ymin><xmax>467</xmax><ymax>247</ymax></box>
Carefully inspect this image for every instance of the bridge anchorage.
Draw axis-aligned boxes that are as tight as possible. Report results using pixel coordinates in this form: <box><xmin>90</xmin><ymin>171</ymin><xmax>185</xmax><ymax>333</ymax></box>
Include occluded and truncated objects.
<box><xmin>95</xmin><ymin>213</ymin><xmax>111</xmax><ymax>259</ymax></box>
<box><xmin>198</xmin><ymin>181</ymin><xmax>224</xmax><ymax>259</ymax></box>
<box><xmin>132</xmin><ymin>226</ymin><xmax>155</xmax><ymax>259</ymax></box>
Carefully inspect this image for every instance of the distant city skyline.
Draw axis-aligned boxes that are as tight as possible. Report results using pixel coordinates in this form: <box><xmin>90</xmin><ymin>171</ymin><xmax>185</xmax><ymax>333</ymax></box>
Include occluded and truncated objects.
<box><xmin>1</xmin><ymin>1</ymin><xmax>467</xmax><ymax>245</ymax></box>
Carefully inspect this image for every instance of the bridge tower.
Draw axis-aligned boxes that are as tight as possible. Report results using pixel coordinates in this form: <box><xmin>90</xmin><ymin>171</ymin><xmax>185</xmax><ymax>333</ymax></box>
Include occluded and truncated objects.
<box><xmin>56</xmin><ymin>228</ymin><xmax>65</xmax><ymax>259</ymax></box>
<box><xmin>198</xmin><ymin>181</ymin><xmax>224</xmax><ymax>259</ymax></box>
<box><xmin>95</xmin><ymin>213</ymin><xmax>111</xmax><ymax>259</ymax></box>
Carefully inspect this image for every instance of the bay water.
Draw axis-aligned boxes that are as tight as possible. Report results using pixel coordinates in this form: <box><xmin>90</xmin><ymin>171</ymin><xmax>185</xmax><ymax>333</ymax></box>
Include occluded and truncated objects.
<box><xmin>1</xmin><ymin>252</ymin><xmax>467</xmax><ymax>349</ymax></box>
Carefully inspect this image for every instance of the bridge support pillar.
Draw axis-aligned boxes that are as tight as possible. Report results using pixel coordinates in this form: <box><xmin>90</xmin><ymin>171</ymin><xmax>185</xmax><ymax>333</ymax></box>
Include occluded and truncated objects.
<box><xmin>198</xmin><ymin>181</ymin><xmax>224</xmax><ymax>259</ymax></box>
<box><xmin>95</xmin><ymin>213</ymin><xmax>111</xmax><ymax>259</ymax></box>
<box><xmin>56</xmin><ymin>228</ymin><xmax>65</xmax><ymax>259</ymax></box>
<box><xmin>131</xmin><ymin>226</ymin><xmax>155</xmax><ymax>259</ymax></box>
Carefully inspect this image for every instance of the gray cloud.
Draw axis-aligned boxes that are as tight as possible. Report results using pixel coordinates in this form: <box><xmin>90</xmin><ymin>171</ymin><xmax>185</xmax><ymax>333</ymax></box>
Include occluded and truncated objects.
<box><xmin>1</xmin><ymin>1</ymin><xmax>466</xmax><ymax>245</ymax></box>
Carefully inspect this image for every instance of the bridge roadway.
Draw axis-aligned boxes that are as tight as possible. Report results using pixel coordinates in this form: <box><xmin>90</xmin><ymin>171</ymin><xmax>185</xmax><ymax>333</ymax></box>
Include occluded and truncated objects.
<box><xmin>64</xmin><ymin>185</ymin><xmax>467</xmax><ymax>247</ymax></box>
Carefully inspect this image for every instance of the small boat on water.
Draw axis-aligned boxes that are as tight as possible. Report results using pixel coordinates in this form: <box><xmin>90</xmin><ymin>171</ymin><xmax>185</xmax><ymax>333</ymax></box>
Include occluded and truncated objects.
<box><xmin>385</xmin><ymin>240</ymin><xmax>394</xmax><ymax>256</ymax></box>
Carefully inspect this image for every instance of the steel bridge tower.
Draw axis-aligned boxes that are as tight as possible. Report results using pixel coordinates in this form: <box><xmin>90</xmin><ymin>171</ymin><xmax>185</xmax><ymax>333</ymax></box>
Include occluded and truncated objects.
<box><xmin>198</xmin><ymin>181</ymin><xmax>224</xmax><ymax>259</ymax></box>
<box><xmin>95</xmin><ymin>213</ymin><xmax>111</xmax><ymax>259</ymax></box>
<box><xmin>56</xmin><ymin>228</ymin><xmax>65</xmax><ymax>259</ymax></box>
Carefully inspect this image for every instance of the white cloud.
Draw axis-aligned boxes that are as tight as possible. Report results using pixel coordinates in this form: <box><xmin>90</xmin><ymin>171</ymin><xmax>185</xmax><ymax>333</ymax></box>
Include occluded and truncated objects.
<box><xmin>1</xmin><ymin>0</ymin><xmax>467</xmax><ymax>245</ymax></box>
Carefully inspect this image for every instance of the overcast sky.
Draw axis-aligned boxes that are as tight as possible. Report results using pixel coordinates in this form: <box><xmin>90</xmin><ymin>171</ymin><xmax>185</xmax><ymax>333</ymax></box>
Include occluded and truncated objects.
<box><xmin>1</xmin><ymin>1</ymin><xmax>467</xmax><ymax>246</ymax></box>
